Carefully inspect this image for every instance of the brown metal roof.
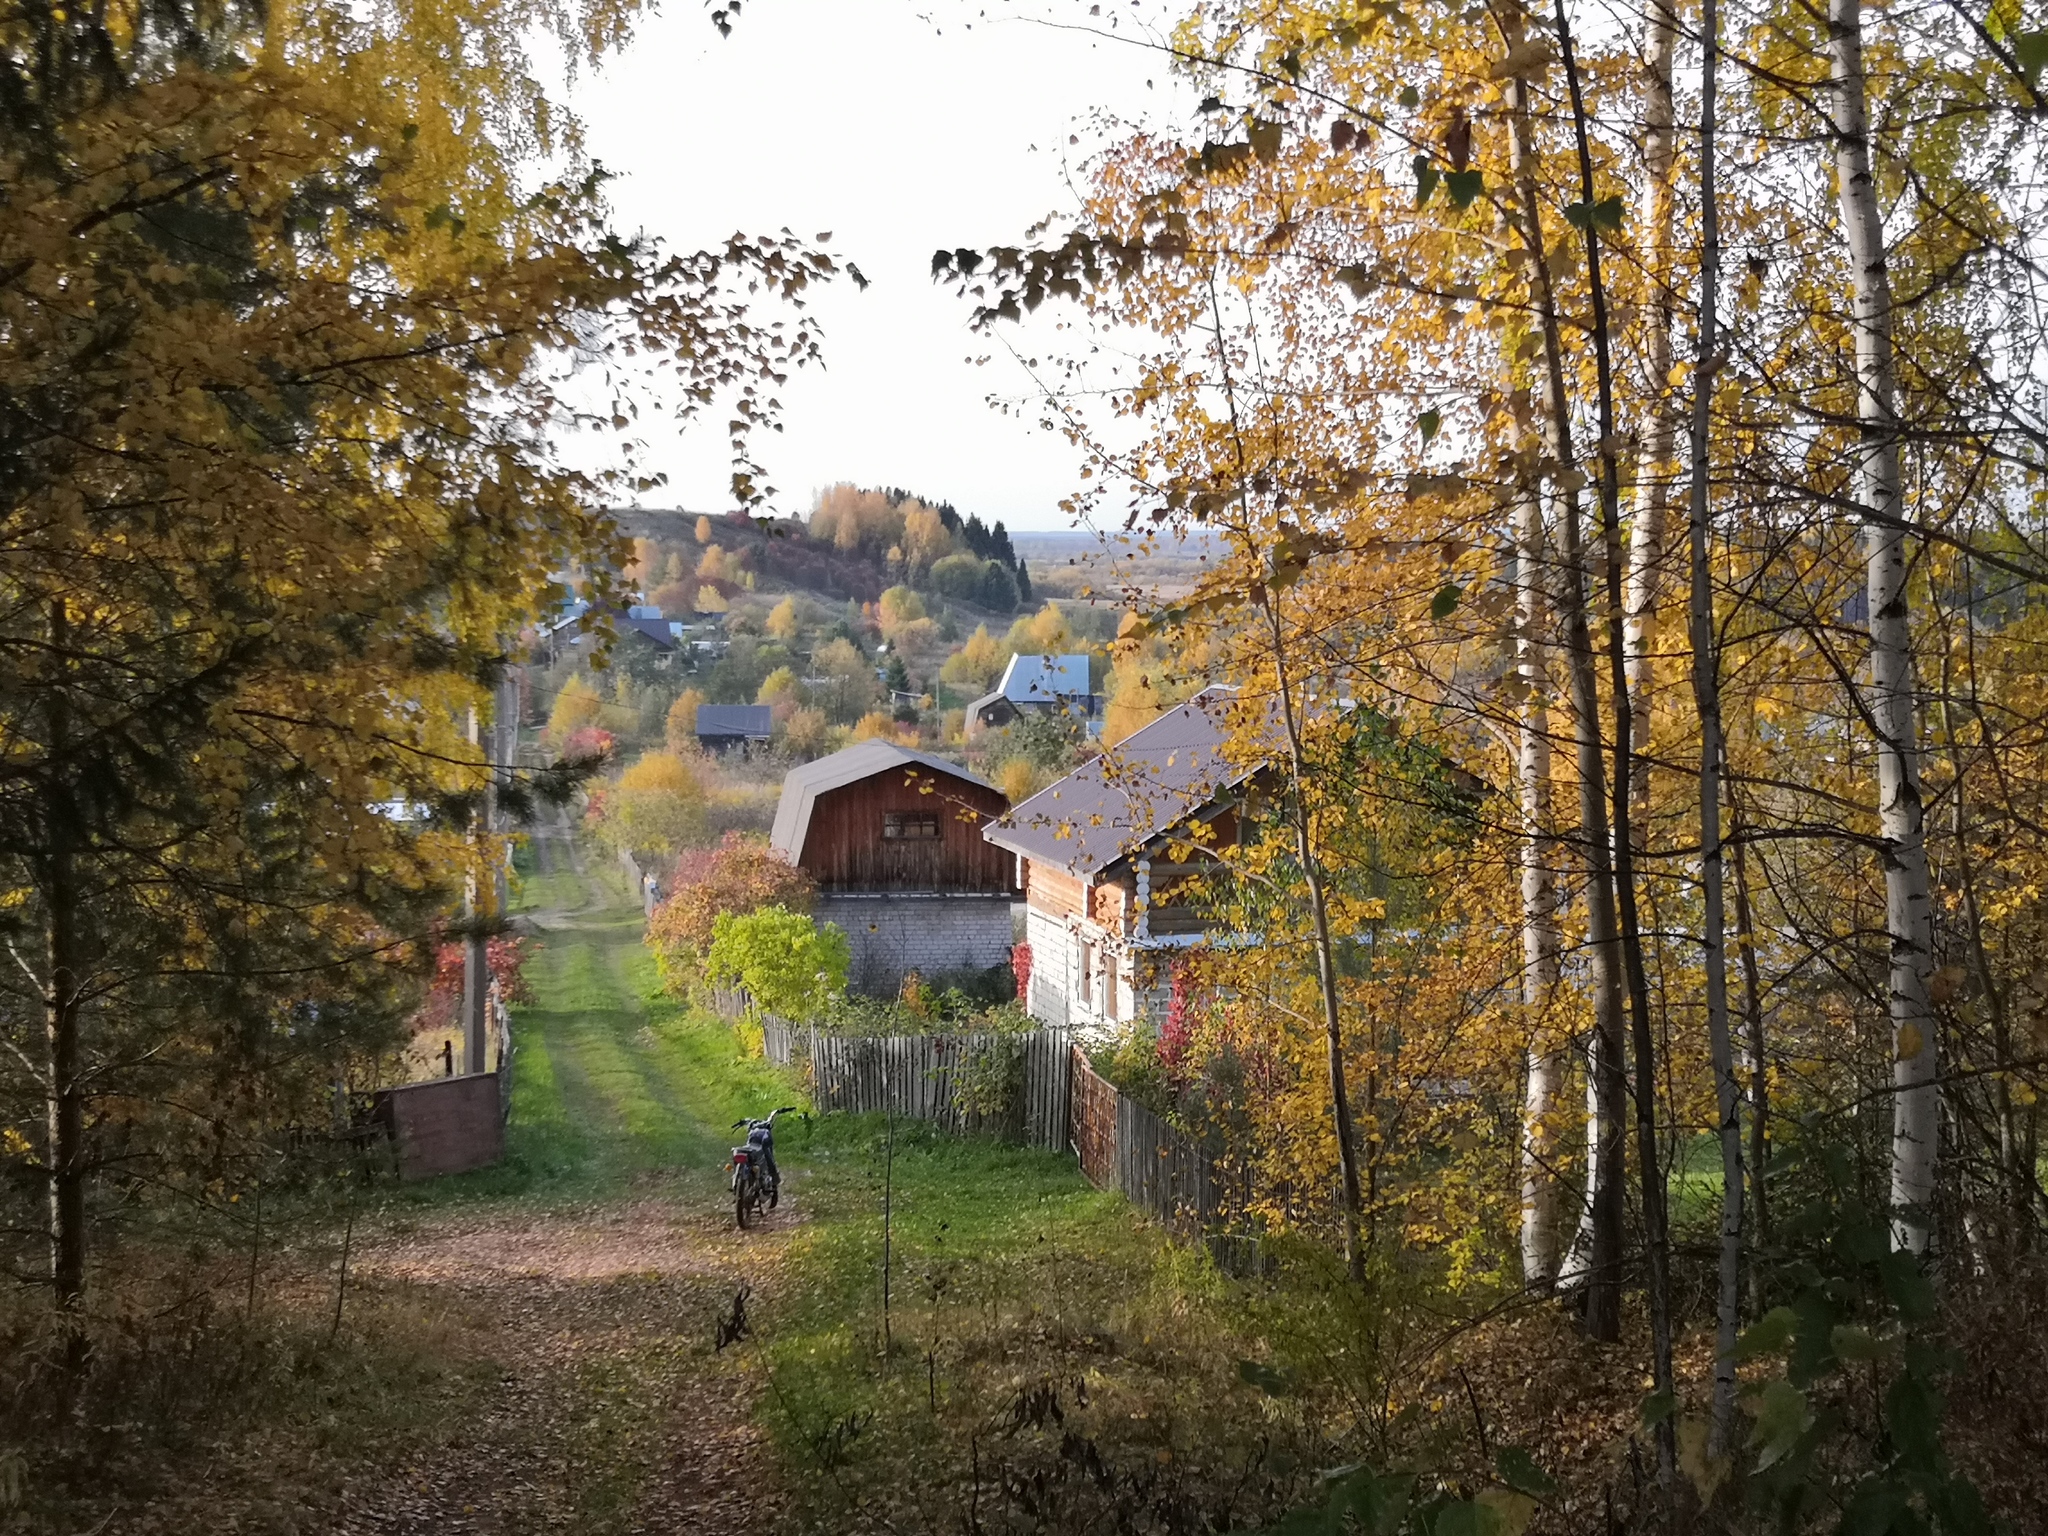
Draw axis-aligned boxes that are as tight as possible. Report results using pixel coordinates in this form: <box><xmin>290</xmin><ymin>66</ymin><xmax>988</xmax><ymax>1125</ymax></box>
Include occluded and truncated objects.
<box><xmin>981</xmin><ymin>691</ymin><xmax>1268</xmax><ymax>878</ymax></box>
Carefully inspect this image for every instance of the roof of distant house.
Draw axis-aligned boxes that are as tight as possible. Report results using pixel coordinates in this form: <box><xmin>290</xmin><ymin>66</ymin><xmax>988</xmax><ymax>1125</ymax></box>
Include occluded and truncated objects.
<box><xmin>981</xmin><ymin>691</ymin><xmax>1265</xmax><ymax>878</ymax></box>
<box><xmin>696</xmin><ymin>704</ymin><xmax>773</xmax><ymax>739</ymax></box>
<box><xmin>999</xmin><ymin>652</ymin><xmax>1091</xmax><ymax>704</ymax></box>
<box><xmin>771</xmin><ymin>740</ymin><xmax>997</xmax><ymax>864</ymax></box>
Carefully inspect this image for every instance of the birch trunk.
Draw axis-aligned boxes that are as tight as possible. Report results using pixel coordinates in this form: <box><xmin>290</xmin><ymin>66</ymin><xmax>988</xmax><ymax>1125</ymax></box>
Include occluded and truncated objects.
<box><xmin>1516</xmin><ymin>490</ymin><xmax>1565</xmax><ymax>1290</ymax></box>
<box><xmin>1623</xmin><ymin>0</ymin><xmax>1680</xmax><ymax>821</ymax></box>
<box><xmin>1686</xmin><ymin>0</ymin><xmax>1745</xmax><ymax>1449</ymax></box>
<box><xmin>1829</xmin><ymin>0</ymin><xmax>1938</xmax><ymax>1256</ymax></box>
<box><xmin>1504</xmin><ymin>22</ymin><xmax>1628</xmax><ymax>1342</ymax></box>
<box><xmin>1556</xmin><ymin>0</ymin><xmax>1674</xmax><ymax>1461</ymax></box>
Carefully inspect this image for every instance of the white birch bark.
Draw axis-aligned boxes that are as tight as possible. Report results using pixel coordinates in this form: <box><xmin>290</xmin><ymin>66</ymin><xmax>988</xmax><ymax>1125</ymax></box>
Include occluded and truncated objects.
<box><xmin>1517</xmin><ymin>491</ymin><xmax>1565</xmax><ymax>1290</ymax></box>
<box><xmin>1506</xmin><ymin>29</ymin><xmax>1626</xmax><ymax>1337</ymax></box>
<box><xmin>1829</xmin><ymin>0</ymin><xmax>1938</xmax><ymax>1255</ymax></box>
<box><xmin>1623</xmin><ymin>0</ymin><xmax>1680</xmax><ymax>819</ymax></box>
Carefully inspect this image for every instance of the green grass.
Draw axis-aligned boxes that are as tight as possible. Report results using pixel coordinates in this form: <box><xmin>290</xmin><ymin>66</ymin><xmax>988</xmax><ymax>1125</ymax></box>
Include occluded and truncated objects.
<box><xmin>746</xmin><ymin>1114</ymin><xmax>1303</xmax><ymax>1533</ymax></box>
<box><xmin>397</xmin><ymin>868</ymin><xmax>798</xmax><ymax>1208</ymax></box>
<box><xmin>390</xmin><ymin>857</ymin><xmax>1311</xmax><ymax>1531</ymax></box>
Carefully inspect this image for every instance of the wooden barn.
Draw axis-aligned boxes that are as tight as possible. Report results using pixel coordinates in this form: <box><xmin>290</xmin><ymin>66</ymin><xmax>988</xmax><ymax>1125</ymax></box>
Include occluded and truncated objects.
<box><xmin>770</xmin><ymin>740</ymin><xmax>1017</xmax><ymax>996</ymax></box>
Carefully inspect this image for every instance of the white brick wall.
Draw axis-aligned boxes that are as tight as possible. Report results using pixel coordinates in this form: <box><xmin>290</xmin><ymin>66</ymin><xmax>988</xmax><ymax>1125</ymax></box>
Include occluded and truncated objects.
<box><xmin>1023</xmin><ymin>906</ymin><xmax>1149</xmax><ymax>1042</ymax></box>
<box><xmin>814</xmin><ymin>894</ymin><xmax>1017</xmax><ymax>997</ymax></box>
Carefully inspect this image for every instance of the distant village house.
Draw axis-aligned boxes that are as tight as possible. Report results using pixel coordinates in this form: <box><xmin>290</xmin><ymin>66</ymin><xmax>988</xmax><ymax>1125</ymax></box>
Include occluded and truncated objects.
<box><xmin>965</xmin><ymin>652</ymin><xmax>1099</xmax><ymax>739</ymax></box>
<box><xmin>694</xmin><ymin>704</ymin><xmax>773</xmax><ymax>755</ymax></box>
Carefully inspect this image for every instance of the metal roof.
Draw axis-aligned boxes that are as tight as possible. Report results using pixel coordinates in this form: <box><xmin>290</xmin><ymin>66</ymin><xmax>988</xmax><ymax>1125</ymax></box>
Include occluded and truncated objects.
<box><xmin>999</xmin><ymin>652</ymin><xmax>1091</xmax><ymax>703</ymax></box>
<box><xmin>770</xmin><ymin>740</ymin><xmax>998</xmax><ymax>863</ymax></box>
<box><xmin>696</xmin><ymin>704</ymin><xmax>773</xmax><ymax>738</ymax></box>
<box><xmin>980</xmin><ymin>692</ymin><xmax>1265</xmax><ymax>878</ymax></box>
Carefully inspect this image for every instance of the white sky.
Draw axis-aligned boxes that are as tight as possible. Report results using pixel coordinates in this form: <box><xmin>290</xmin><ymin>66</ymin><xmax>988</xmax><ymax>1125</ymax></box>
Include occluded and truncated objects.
<box><xmin>559</xmin><ymin>0</ymin><xmax>1191</xmax><ymax>531</ymax></box>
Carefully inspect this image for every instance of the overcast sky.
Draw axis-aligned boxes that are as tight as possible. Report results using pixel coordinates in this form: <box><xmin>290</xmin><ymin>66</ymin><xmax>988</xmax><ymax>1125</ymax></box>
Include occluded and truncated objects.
<box><xmin>560</xmin><ymin>0</ymin><xmax>1190</xmax><ymax>531</ymax></box>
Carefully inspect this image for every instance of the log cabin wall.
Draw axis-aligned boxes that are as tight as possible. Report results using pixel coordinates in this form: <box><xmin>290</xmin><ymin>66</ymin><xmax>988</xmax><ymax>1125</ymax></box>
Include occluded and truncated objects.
<box><xmin>800</xmin><ymin>771</ymin><xmax>1016</xmax><ymax>893</ymax></box>
<box><xmin>1024</xmin><ymin>862</ymin><xmax>1086</xmax><ymax>920</ymax></box>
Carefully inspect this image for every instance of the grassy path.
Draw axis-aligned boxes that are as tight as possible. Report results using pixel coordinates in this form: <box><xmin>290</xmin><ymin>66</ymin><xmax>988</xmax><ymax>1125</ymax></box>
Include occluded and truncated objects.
<box><xmin>323</xmin><ymin>858</ymin><xmax>804</xmax><ymax>1536</ymax></box>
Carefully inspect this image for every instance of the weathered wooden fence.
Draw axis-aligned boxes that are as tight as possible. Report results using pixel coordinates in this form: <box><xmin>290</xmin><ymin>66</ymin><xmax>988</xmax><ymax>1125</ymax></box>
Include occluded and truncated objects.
<box><xmin>759</xmin><ymin>1020</ymin><xmax>1071</xmax><ymax>1152</ymax></box>
<box><xmin>759</xmin><ymin>1022</ymin><xmax>1257</xmax><ymax>1264</ymax></box>
<box><xmin>1072</xmin><ymin>1048</ymin><xmax>1229</xmax><ymax>1239</ymax></box>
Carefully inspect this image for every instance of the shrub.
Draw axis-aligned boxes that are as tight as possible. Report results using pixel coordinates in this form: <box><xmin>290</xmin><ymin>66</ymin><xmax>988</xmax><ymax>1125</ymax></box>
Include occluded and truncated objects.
<box><xmin>705</xmin><ymin>906</ymin><xmax>849</xmax><ymax>1019</ymax></box>
<box><xmin>648</xmin><ymin>833</ymin><xmax>816</xmax><ymax>995</ymax></box>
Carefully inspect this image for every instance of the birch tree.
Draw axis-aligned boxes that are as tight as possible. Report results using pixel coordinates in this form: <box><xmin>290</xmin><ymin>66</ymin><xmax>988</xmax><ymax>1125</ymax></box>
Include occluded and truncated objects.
<box><xmin>1828</xmin><ymin>0</ymin><xmax>1940</xmax><ymax>1256</ymax></box>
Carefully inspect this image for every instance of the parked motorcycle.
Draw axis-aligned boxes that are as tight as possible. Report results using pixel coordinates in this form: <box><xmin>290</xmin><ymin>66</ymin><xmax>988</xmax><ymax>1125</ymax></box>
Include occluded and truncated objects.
<box><xmin>728</xmin><ymin>1106</ymin><xmax>798</xmax><ymax>1228</ymax></box>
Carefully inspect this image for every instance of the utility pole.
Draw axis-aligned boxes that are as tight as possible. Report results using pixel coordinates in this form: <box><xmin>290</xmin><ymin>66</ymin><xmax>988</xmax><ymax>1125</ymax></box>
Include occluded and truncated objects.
<box><xmin>462</xmin><ymin>699</ymin><xmax>492</xmax><ymax>1076</ymax></box>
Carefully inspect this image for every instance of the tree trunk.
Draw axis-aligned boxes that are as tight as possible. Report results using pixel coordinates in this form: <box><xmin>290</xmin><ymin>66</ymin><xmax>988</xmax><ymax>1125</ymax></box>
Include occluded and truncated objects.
<box><xmin>46</xmin><ymin>847</ymin><xmax>85</xmax><ymax>1317</ymax></box>
<box><xmin>464</xmin><ymin>702</ymin><xmax>490</xmax><ymax>1075</ymax></box>
<box><xmin>1732</xmin><ymin>825</ymin><xmax>1770</xmax><ymax>1300</ymax></box>
<box><xmin>1261</xmin><ymin>589</ymin><xmax>1367</xmax><ymax>1281</ymax></box>
<box><xmin>1503</xmin><ymin>17</ymin><xmax>1627</xmax><ymax>1342</ymax></box>
<box><xmin>1828</xmin><ymin>0</ymin><xmax>1938</xmax><ymax>1256</ymax></box>
<box><xmin>1685</xmin><ymin>0</ymin><xmax>1744</xmax><ymax>1450</ymax></box>
<box><xmin>1555</xmin><ymin>0</ymin><xmax>1674</xmax><ymax>1462</ymax></box>
<box><xmin>1517</xmin><ymin>489</ymin><xmax>1565</xmax><ymax>1291</ymax></box>
<box><xmin>1623</xmin><ymin>0</ymin><xmax>1680</xmax><ymax>823</ymax></box>
<box><xmin>45</xmin><ymin>601</ymin><xmax>87</xmax><ymax>1337</ymax></box>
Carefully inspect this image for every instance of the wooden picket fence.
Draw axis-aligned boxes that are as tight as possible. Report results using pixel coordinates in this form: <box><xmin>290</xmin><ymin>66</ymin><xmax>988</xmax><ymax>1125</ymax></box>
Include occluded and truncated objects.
<box><xmin>759</xmin><ymin>1019</ymin><xmax>1254</xmax><ymax>1260</ymax></box>
<box><xmin>759</xmin><ymin>1020</ymin><xmax>1072</xmax><ymax>1152</ymax></box>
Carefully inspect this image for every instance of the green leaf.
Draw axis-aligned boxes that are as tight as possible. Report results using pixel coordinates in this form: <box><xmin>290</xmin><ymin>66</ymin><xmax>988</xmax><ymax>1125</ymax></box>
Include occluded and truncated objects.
<box><xmin>1639</xmin><ymin>1388</ymin><xmax>1678</xmax><ymax>1430</ymax></box>
<box><xmin>1429</xmin><ymin>1501</ymin><xmax>1501</xmax><ymax>1536</ymax></box>
<box><xmin>1413</xmin><ymin>155</ymin><xmax>1440</xmax><ymax>207</ymax></box>
<box><xmin>1830</xmin><ymin>1324</ymin><xmax>1891</xmax><ymax>1363</ymax></box>
<box><xmin>1430</xmin><ymin>583</ymin><xmax>1463</xmax><ymax>620</ymax></box>
<box><xmin>1493</xmin><ymin>1447</ymin><xmax>1556</xmax><ymax>1498</ymax></box>
<box><xmin>1336</xmin><ymin>264</ymin><xmax>1374</xmax><ymax>299</ymax></box>
<box><xmin>1418</xmin><ymin>408</ymin><xmax>1441</xmax><ymax>443</ymax></box>
<box><xmin>1237</xmin><ymin>1358</ymin><xmax>1299</xmax><ymax>1396</ymax></box>
<box><xmin>1445</xmin><ymin>169</ymin><xmax>1484</xmax><ymax>208</ymax></box>
<box><xmin>1562</xmin><ymin>196</ymin><xmax>1624</xmax><ymax>232</ymax></box>
<box><xmin>1249</xmin><ymin>119</ymin><xmax>1284</xmax><ymax>160</ymax></box>
<box><xmin>1878</xmin><ymin>1250</ymin><xmax>1936</xmax><ymax>1323</ymax></box>
<box><xmin>1747</xmin><ymin>1379</ymin><xmax>1813</xmax><ymax>1471</ymax></box>
<box><xmin>1333</xmin><ymin>1469</ymin><xmax>1414</xmax><ymax>1535</ymax></box>
<box><xmin>1399</xmin><ymin>84</ymin><xmax>1421</xmax><ymax>108</ymax></box>
<box><xmin>2013</xmin><ymin>28</ymin><xmax>2048</xmax><ymax>86</ymax></box>
<box><xmin>1738</xmin><ymin>1305</ymin><xmax>1799</xmax><ymax>1360</ymax></box>
<box><xmin>1840</xmin><ymin>1477</ymin><xmax>1910</xmax><ymax>1536</ymax></box>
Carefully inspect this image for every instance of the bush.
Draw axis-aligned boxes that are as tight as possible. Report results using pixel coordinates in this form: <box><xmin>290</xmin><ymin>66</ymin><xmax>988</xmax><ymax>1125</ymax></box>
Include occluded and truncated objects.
<box><xmin>647</xmin><ymin>833</ymin><xmax>816</xmax><ymax>995</ymax></box>
<box><xmin>705</xmin><ymin>906</ymin><xmax>849</xmax><ymax>1019</ymax></box>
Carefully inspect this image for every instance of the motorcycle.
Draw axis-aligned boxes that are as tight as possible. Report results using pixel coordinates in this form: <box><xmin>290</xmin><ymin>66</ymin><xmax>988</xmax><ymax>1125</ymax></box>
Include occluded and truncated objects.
<box><xmin>728</xmin><ymin>1106</ymin><xmax>798</xmax><ymax>1229</ymax></box>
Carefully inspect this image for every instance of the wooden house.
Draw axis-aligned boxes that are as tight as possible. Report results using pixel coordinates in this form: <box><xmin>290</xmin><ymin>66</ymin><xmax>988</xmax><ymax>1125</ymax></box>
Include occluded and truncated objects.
<box><xmin>770</xmin><ymin>740</ymin><xmax>1017</xmax><ymax>996</ymax></box>
<box><xmin>982</xmin><ymin>691</ymin><xmax>1263</xmax><ymax>1036</ymax></box>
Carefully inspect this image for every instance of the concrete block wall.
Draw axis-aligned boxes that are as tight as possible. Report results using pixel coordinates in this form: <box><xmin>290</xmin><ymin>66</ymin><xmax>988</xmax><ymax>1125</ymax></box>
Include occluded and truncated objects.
<box><xmin>815</xmin><ymin>893</ymin><xmax>1017</xmax><ymax>997</ymax></box>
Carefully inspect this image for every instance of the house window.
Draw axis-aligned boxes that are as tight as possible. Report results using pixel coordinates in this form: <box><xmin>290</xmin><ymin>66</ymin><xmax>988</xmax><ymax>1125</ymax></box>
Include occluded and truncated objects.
<box><xmin>1078</xmin><ymin>939</ymin><xmax>1093</xmax><ymax>1007</ymax></box>
<box><xmin>883</xmin><ymin>812</ymin><xmax>941</xmax><ymax>841</ymax></box>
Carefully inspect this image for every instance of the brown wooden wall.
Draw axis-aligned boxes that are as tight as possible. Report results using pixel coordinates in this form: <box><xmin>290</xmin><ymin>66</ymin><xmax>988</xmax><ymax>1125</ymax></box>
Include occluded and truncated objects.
<box><xmin>800</xmin><ymin>770</ymin><xmax>1016</xmax><ymax>893</ymax></box>
<box><xmin>1025</xmin><ymin>862</ymin><xmax>1086</xmax><ymax>919</ymax></box>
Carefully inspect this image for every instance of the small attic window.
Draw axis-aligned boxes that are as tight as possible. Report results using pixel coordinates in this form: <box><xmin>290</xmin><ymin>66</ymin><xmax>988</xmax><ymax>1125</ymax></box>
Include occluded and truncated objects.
<box><xmin>883</xmin><ymin>812</ymin><xmax>941</xmax><ymax>841</ymax></box>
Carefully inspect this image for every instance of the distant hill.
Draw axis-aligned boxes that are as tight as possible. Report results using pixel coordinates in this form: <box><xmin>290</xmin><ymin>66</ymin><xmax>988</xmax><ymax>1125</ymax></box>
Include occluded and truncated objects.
<box><xmin>1013</xmin><ymin>525</ymin><xmax>1218</xmax><ymax>602</ymax></box>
